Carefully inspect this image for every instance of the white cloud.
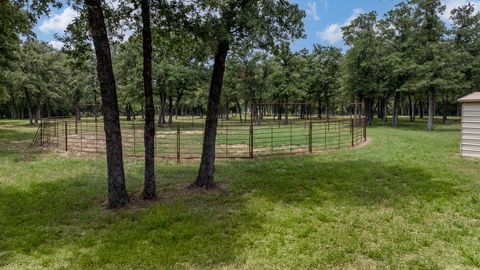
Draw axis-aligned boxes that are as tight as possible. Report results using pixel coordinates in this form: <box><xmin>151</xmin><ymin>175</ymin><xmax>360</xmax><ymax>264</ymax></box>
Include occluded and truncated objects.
<box><xmin>440</xmin><ymin>0</ymin><xmax>479</xmax><ymax>22</ymax></box>
<box><xmin>48</xmin><ymin>41</ymin><xmax>64</xmax><ymax>50</ymax></box>
<box><xmin>317</xmin><ymin>24</ymin><xmax>342</xmax><ymax>44</ymax></box>
<box><xmin>39</xmin><ymin>7</ymin><xmax>78</xmax><ymax>34</ymax></box>
<box><xmin>317</xmin><ymin>8</ymin><xmax>364</xmax><ymax>44</ymax></box>
<box><xmin>306</xmin><ymin>2</ymin><xmax>321</xmax><ymax>21</ymax></box>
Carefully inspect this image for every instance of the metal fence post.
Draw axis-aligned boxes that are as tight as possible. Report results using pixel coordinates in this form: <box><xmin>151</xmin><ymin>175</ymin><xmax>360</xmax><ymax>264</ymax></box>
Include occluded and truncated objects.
<box><xmin>80</xmin><ymin>121</ymin><xmax>83</xmax><ymax>151</ymax></box>
<box><xmin>132</xmin><ymin>120</ymin><xmax>136</xmax><ymax>155</ymax></box>
<box><xmin>225</xmin><ymin>127</ymin><xmax>228</xmax><ymax>158</ymax></box>
<box><xmin>324</xmin><ymin>120</ymin><xmax>327</xmax><ymax>149</ymax></box>
<box><xmin>95</xmin><ymin>119</ymin><xmax>98</xmax><ymax>152</ymax></box>
<box><xmin>176</xmin><ymin>126</ymin><xmax>180</xmax><ymax>163</ymax></box>
<box><xmin>308</xmin><ymin>121</ymin><xmax>312</xmax><ymax>153</ymax></box>
<box><xmin>351</xmin><ymin>118</ymin><xmax>354</xmax><ymax>147</ymax></box>
<box><xmin>64</xmin><ymin>121</ymin><xmax>68</xmax><ymax>151</ymax></box>
<box><xmin>249</xmin><ymin>124</ymin><xmax>253</xmax><ymax>158</ymax></box>
<box><xmin>363</xmin><ymin>117</ymin><xmax>367</xmax><ymax>141</ymax></box>
<box><xmin>290</xmin><ymin>123</ymin><xmax>293</xmax><ymax>153</ymax></box>
<box><xmin>338</xmin><ymin>119</ymin><xmax>341</xmax><ymax>149</ymax></box>
<box><xmin>40</xmin><ymin>119</ymin><xmax>43</xmax><ymax>146</ymax></box>
<box><xmin>271</xmin><ymin>125</ymin><xmax>273</xmax><ymax>155</ymax></box>
<box><xmin>56</xmin><ymin>121</ymin><xmax>59</xmax><ymax>148</ymax></box>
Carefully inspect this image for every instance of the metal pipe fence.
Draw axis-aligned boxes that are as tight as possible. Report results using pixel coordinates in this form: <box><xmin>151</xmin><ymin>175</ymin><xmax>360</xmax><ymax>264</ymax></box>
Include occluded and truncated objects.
<box><xmin>35</xmin><ymin>116</ymin><xmax>367</xmax><ymax>162</ymax></box>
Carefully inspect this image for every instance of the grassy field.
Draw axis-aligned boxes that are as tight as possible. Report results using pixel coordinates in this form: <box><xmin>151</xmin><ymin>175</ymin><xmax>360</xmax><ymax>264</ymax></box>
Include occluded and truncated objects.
<box><xmin>1</xmin><ymin>117</ymin><xmax>479</xmax><ymax>269</ymax></box>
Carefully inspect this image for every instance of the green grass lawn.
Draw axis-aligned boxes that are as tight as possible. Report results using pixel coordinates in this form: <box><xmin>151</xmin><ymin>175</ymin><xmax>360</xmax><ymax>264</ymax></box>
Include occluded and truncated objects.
<box><xmin>1</xmin><ymin>117</ymin><xmax>479</xmax><ymax>269</ymax></box>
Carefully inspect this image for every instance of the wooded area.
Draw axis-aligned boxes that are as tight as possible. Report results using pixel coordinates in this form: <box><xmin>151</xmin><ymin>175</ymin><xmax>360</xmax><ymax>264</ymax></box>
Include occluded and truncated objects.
<box><xmin>1</xmin><ymin>0</ymin><xmax>480</xmax><ymax>208</ymax></box>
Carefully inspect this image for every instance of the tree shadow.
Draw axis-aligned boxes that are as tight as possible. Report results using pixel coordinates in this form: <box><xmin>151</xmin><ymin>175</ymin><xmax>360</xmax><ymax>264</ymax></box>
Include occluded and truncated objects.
<box><xmin>368</xmin><ymin>117</ymin><xmax>461</xmax><ymax>133</ymax></box>
<box><xmin>222</xmin><ymin>157</ymin><xmax>457</xmax><ymax>207</ymax></box>
<box><xmin>0</xmin><ymin>166</ymin><xmax>265</xmax><ymax>269</ymax></box>
<box><xmin>0</xmin><ymin>133</ymin><xmax>461</xmax><ymax>269</ymax></box>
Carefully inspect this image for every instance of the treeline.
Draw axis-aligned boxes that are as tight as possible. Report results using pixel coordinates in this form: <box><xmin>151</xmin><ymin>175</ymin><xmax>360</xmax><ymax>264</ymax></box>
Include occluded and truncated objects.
<box><xmin>1</xmin><ymin>0</ymin><xmax>479</xmax><ymax>208</ymax></box>
<box><xmin>3</xmin><ymin>2</ymin><xmax>479</xmax><ymax>132</ymax></box>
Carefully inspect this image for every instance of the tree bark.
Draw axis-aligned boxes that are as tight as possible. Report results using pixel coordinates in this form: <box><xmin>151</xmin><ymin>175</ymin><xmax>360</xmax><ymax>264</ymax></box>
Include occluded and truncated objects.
<box><xmin>191</xmin><ymin>40</ymin><xmax>229</xmax><ymax>188</ymax></box>
<box><xmin>85</xmin><ymin>0</ymin><xmax>129</xmax><ymax>208</ymax></box>
<box><xmin>392</xmin><ymin>91</ymin><xmax>400</xmax><ymax>128</ymax></box>
<box><xmin>141</xmin><ymin>0</ymin><xmax>156</xmax><ymax>200</ymax></box>
<box><xmin>427</xmin><ymin>88</ymin><xmax>434</xmax><ymax>131</ymax></box>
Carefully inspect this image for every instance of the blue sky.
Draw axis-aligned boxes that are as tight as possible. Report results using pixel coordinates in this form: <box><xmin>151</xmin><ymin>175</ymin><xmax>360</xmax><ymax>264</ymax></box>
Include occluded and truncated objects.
<box><xmin>34</xmin><ymin>0</ymin><xmax>479</xmax><ymax>50</ymax></box>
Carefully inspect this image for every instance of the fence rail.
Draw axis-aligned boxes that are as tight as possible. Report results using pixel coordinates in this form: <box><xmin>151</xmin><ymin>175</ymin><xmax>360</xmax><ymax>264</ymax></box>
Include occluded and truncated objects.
<box><xmin>35</xmin><ymin>116</ymin><xmax>367</xmax><ymax>162</ymax></box>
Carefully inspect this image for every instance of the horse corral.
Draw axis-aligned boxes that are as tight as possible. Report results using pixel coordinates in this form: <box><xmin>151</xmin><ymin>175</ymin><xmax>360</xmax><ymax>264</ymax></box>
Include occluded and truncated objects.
<box><xmin>33</xmin><ymin>108</ymin><xmax>367</xmax><ymax>162</ymax></box>
<box><xmin>33</xmin><ymin>117</ymin><xmax>367</xmax><ymax>162</ymax></box>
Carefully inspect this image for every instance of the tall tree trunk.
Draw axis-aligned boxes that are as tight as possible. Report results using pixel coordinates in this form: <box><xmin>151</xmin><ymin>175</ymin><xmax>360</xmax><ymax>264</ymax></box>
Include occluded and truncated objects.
<box><xmin>191</xmin><ymin>40</ymin><xmax>229</xmax><ymax>188</ymax></box>
<box><xmin>427</xmin><ymin>88</ymin><xmax>434</xmax><ymax>131</ymax></box>
<box><xmin>141</xmin><ymin>0</ymin><xmax>156</xmax><ymax>200</ymax></box>
<box><xmin>392</xmin><ymin>91</ymin><xmax>400</xmax><ymax>128</ymax></box>
<box><xmin>85</xmin><ymin>0</ymin><xmax>129</xmax><ymax>208</ymax></box>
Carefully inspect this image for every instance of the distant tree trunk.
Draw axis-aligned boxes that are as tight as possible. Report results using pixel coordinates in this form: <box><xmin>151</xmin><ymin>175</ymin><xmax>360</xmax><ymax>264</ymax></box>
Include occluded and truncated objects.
<box><xmin>412</xmin><ymin>99</ymin><xmax>416</xmax><ymax>122</ymax></box>
<box><xmin>427</xmin><ymin>88</ymin><xmax>435</xmax><ymax>131</ymax></box>
<box><xmin>157</xmin><ymin>84</ymin><xmax>166</xmax><ymax>127</ymax></box>
<box><xmin>174</xmin><ymin>91</ymin><xmax>183</xmax><ymax>120</ymax></box>
<box><xmin>168</xmin><ymin>95</ymin><xmax>173</xmax><ymax>125</ymax></box>
<box><xmin>126</xmin><ymin>104</ymin><xmax>132</xmax><ymax>121</ymax></box>
<box><xmin>392</xmin><ymin>91</ymin><xmax>400</xmax><ymax>128</ymax></box>
<box><xmin>419</xmin><ymin>100</ymin><xmax>424</xmax><ymax>119</ymax></box>
<box><xmin>141</xmin><ymin>0</ymin><xmax>156</xmax><ymax>200</ymax></box>
<box><xmin>382</xmin><ymin>97</ymin><xmax>388</xmax><ymax>123</ymax></box>
<box><xmin>408</xmin><ymin>95</ymin><xmax>413</xmax><ymax>122</ymax></box>
<box><xmin>442</xmin><ymin>95</ymin><xmax>448</xmax><ymax>124</ymax></box>
<box><xmin>85</xmin><ymin>0</ymin><xmax>129</xmax><ymax>208</ymax></box>
<box><xmin>244</xmin><ymin>100</ymin><xmax>248</xmax><ymax>122</ymax></box>
<box><xmin>35</xmin><ymin>106</ymin><xmax>40</xmax><ymax>123</ymax></box>
<box><xmin>278</xmin><ymin>103</ymin><xmax>282</xmax><ymax>121</ymax></box>
<box><xmin>284</xmin><ymin>98</ymin><xmax>289</xmax><ymax>124</ymax></box>
<box><xmin>318</xmin><ymin>97</ymin><xmax>322</xmax><ymax>119</ymax></box>
<box><xmin>24</xmin><ymin>88</ymin><xmax>33</xmax><ymax>125</ymax></box>
<box><xmin>235</xmin><ymin>97</ymin><xmax>242</xmax><ymax>123</ymax></box>
<box><xmin>191</xmin><ymin>40</ymin><xmax>229</xmax><ymax>189</ymax></box>
<box><xmin>225</xmin><ymin>100</ymin><xmax>230</xmax><ymax>120</ymax></box>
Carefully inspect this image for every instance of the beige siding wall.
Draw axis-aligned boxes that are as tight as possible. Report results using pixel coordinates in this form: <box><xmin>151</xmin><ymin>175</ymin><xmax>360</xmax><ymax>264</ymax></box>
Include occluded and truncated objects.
<box><xmin>461</xmin><ymin>103</ymin><xmax>480</xmax><ymax>158</ymax></box>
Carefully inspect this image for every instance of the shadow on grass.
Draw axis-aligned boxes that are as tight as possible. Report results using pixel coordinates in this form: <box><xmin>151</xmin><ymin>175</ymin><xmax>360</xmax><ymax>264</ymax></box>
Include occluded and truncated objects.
<box><xmin>0</xmin><ymin>150</ymin><xmax>459</xmax><ymax>268</ymax></box>
<box><xmin>366</xmin><ymin>117</ymin><xmax>461</xmax><ymax>133</ymax></box>
<box><xmin>224</xmin><ymin>157</ymin><xmax>457</xmax><ymax>207</ymax></box>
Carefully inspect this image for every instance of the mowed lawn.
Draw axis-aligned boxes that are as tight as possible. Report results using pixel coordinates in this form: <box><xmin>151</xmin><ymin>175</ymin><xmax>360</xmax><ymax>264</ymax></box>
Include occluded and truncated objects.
<box><xmin>0</xmin><ymin>118</ymin><xmax>479</xmax><ymax>269</ymax></box>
